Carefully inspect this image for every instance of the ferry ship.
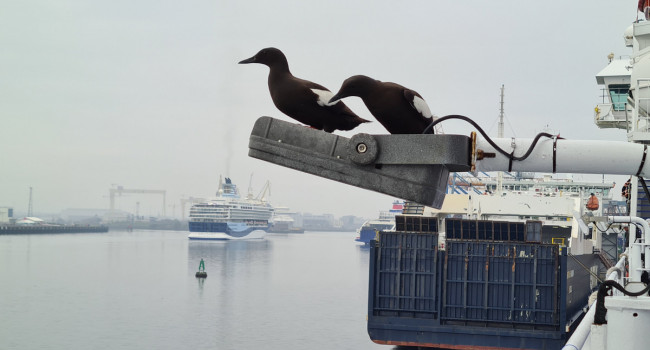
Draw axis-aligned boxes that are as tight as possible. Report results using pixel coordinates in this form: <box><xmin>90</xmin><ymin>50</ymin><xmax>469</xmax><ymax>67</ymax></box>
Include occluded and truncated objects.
<box><xmin>355</xmin><ymin>200</ymin><xmax>404</xmax><ymax>244</ymax></box>
<box><xmin>187</xmin><ymin>177</ymin><xmax>274</xmax><ymax>240</ymax></box>
<box><xmin>269</xmin><ymin>206</ymin><xmax>304</xmax><ymax>233</ymax></box>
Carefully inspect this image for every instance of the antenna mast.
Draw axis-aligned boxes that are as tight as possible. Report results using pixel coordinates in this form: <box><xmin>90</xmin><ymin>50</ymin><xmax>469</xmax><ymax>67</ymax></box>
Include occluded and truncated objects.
<box><xmin>496</xmin><ymin>85</ymin><xmax>505</xmax><ymax>194</ymax></box>
<box><xmin>498</xmin><ymin>84</ymin><xmax>505</xmax><ymax>139</ymax></box>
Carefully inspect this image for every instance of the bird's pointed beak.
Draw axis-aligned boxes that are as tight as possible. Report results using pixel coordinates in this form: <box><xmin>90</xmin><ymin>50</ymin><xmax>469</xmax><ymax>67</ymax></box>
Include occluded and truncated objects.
<box><xmin>238</xmin><ymin>56</ymin><xmax>256</xmax><ymax>64</ymax></box>
<box><xmin>328</xmin><ymin>92</ymin><xmax>343</xmax><ymax>104</ymax></box>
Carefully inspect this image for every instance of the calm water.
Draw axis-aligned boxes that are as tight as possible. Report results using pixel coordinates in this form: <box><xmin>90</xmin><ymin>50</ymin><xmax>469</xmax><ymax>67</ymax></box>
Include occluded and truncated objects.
<box><xmin>0</xmin><ymin>230</ymin><xmax>398</xmax><ymax>350</ymax></box>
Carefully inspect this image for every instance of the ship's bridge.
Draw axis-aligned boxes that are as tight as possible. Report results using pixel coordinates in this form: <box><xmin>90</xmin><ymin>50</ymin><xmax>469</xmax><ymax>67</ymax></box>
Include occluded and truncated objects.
<box><xmin>595</xmin><ymin>58</ymin><xmax>631</xmax><ymax>129</ymax></box>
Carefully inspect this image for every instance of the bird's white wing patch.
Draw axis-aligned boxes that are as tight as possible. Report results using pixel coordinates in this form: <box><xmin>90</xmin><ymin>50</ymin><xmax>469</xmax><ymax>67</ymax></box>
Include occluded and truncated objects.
<box><xmin>412</xmin><ymin>95</ymin><xmax>432</xmax><ymax>118</ymax></box>
<box><xmin>311</xmin><ymin>89</ymin><xmax>338</xmax><ymax>107</ymax></box>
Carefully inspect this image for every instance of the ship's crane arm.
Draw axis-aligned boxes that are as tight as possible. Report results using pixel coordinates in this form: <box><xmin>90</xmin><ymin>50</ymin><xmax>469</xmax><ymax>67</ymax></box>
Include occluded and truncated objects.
<box><xmin>256</xmin><ymin>180</ymin><xmax>271</xmax><ymax>202</ymax></box>
<box><xmin>248</xmin><ymin>116</ymin><xmax>647</xmax><ymax>209</ymax></box>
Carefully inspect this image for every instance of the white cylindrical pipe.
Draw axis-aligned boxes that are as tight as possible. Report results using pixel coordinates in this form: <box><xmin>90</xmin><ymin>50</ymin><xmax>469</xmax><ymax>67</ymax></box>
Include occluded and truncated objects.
<box><xmin>476</xmin><ymin>137</ymin><xmax>650</xmax><ymax>177</ymax></box>
<box><xmin>646</xmin><ymin>219</ymin><xmax>650</xmax><ymax>273</ymax></box>
<box><xmin>632</xmin><ymin>244</ymin><xmax>642</xmax><ymax>282</ymax></box>
<box><xmin>562</xmin><ymin>301</ymin><xmax>597</xmax><ymax>350</ymax></box>
<box><xmin>610</xmin><ymin>216</ymin><xmax>648</xmax><ymax>282</ymax></box>
<box><xmin>562</xmin><ymin>253</ymin><xmax>628</xmax><ymax>350</ymax></box>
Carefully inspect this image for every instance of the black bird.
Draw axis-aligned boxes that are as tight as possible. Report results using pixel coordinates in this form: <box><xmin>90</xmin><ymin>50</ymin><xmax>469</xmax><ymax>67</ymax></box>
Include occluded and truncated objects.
<box><xmin>239</xmin><ymin>48</ymin><xmax>369</xmax><ymax>132</ymax></box>
<box><xmin>329</xmin><ymin>75</ymin><xmax>434</xmax><ymax>134</ymax></box>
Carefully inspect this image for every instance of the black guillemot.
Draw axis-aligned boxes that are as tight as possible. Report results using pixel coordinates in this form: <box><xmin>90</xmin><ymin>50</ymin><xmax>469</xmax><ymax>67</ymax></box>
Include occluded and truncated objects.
<box><xmin>329</xmin><ymin>75</ymin><xmax>434</xmax><ymax>134</ymax></box>
<box><xmin>239</xmin><ymin>48</ymin><xmax>369</xmax><ymax>132</ymax></box>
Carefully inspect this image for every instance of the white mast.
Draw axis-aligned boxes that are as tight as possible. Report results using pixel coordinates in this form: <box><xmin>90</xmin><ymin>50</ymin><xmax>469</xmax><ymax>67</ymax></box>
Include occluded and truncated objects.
<box><xmin>496</xmin><ymin>85</ymin><xmax>505</xmax><ymax>194</ymax></box>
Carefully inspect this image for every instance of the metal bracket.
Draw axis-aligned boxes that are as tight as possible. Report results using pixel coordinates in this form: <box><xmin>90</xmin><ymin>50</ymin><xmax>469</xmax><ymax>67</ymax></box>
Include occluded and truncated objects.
<box><xmin>248</xmin><ymin>117</ymin><xmax>471</xmax><ymax>208</ymax></box>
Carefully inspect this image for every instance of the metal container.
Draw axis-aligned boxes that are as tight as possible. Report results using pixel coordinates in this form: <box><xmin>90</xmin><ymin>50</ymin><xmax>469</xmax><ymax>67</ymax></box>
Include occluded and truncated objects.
<box><xmin>366</xmin><ymin>218</ymin><xmax>597</xmax><ymax>350</ymax></box>
<box><xmin>442</xmin><ymin>240</ymin><xmax>559</xmax><ymax>326</ymax></box>
<box><xmin>373</xmin><ymin>232</ymin><xmax>439</xmax><ymax>319</ymax></box>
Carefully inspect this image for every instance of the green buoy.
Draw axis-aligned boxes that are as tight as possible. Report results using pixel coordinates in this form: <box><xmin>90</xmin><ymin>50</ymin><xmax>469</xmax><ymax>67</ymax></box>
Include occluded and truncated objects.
<box><xmin>195</xmin><ymin>258</ymin><xmax>207</xmax><ymax>278</ymax></box>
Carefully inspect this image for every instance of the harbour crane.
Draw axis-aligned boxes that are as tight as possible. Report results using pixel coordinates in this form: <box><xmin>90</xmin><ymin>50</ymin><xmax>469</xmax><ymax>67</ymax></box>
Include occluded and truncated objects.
<box><xmin>108</xmin><ymin>186</ymin><xmax>166</xmax><ymax>222</ymax></box>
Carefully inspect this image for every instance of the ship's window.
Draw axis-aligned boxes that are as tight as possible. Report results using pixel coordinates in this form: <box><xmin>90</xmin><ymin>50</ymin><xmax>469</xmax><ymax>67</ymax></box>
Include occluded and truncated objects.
<box><xmin>609</xmin><ymin>84</ymin><xmax>630</xmax><ymax>111</ymax></box>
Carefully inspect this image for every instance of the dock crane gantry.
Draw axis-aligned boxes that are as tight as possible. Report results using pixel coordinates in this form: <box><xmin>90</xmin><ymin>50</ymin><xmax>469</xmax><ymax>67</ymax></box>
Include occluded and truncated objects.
<box><xmin>109</xmin><ymin>185</ymin><xmax>166</xmax><ymax>222</ymax></box>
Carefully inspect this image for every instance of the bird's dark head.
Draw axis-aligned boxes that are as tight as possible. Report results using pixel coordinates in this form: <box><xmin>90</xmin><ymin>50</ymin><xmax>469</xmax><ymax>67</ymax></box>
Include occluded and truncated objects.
<box><xmin>329</xmin><ymin>75</ymin><xmax>377</xmax><ymax>103</ymax></box>
<box><xmin>238</xmin><ymin>47</ymin><xmax>288</xmax><ymax>68</ymax></box>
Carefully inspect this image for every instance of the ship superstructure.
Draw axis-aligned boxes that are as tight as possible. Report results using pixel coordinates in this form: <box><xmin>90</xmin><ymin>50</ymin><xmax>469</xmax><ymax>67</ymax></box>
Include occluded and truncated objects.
<box><xmin>188</xmin><ymin>177</ymin><xmax>273</xmax><ymax>240</ymax></box>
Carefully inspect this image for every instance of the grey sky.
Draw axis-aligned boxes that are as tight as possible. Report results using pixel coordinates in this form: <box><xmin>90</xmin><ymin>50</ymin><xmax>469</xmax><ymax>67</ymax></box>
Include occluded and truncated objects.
<box><xmin>0</xmin><ymin>1</ymin><xmax>636</xmax><ymax>219</ymax></box>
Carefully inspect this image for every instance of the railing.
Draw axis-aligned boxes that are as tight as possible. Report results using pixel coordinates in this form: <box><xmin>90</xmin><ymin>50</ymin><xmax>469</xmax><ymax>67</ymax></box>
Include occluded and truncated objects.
<box><xmin>562</xmin><ymin>215</ymin><xmax>650</xmax><ymax>349</ymax></box>
<box><xmin>562</xmin><ymin>250</ymin><xmax>628</xmax><ymax>350</ymax></box>
<box><xmin>402</xmin><ymin>201</ymin><xmax>425</xmax><ymax>215</ymax></box>
<box><xmin>448</xmin><ymin>172</ymin><xmax>483</xmax><ymax>195</ymax></box>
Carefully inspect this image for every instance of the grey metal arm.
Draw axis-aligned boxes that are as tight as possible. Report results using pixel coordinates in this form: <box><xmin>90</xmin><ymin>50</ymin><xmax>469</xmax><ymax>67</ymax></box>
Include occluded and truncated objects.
<box><xmin>248</xmin><ymin>116</ymin><xmax>471</xmax><ymax>208</ymax></box>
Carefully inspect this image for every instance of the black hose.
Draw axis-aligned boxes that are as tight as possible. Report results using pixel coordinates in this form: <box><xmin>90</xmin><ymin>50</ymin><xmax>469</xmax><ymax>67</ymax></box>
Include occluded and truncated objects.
<box><xmin>423</xmin><ymin>114</ymin><xmax>560</xmax><ymax>162</ymax></box>
<box><xmin>594</xmin><ymin>276</ymin><xmax>650</xmax><ymax>325</ymax></box>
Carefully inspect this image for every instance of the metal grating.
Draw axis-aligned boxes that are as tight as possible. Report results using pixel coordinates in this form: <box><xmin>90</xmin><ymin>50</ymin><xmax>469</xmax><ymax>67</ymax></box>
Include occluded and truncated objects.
<box><xmin>445</xmin><ymin>218</ymin><xmax>529</xmax><ymax>241</ymax></box>
<box><xmin>442</xmin><ymin>241</ymin><xmax>560</xmax><ymax>326</ymax></box>
<box><xmin>395</xmin><ymin>215</ymin><xmax>438</xmax><ymax>233</ymax></box>
<box><xmin>374</xmin><ymin>232</ymin><xmax>439</xmax><ymax>318</ymax></box>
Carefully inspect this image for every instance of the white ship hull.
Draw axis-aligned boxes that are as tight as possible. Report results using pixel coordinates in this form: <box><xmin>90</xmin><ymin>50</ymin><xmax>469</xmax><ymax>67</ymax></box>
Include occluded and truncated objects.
<box><xmin>187</xmin><ymin>229</ymin><xmax>266</xmax><ymax>241</ymax></box>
